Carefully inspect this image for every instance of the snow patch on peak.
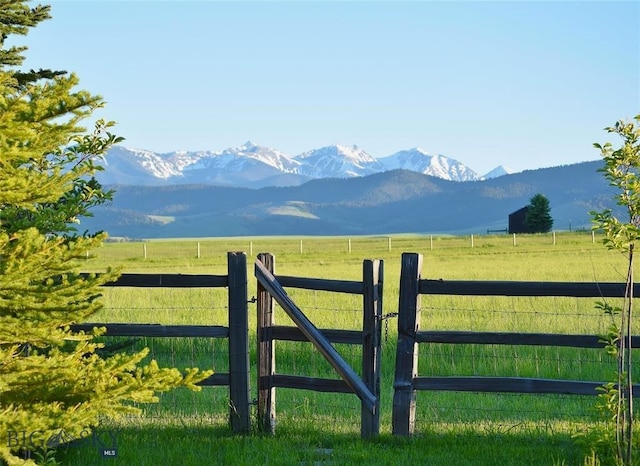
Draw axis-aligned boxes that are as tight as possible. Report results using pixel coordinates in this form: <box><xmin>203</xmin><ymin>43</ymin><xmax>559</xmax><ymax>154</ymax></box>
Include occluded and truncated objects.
<box><xmin>483</xmin><ymin>165</ymin><xmax>514</xmax><ymax>179</ymax></box>
<box><xmin>298</xmin><ymin>144</ymin><xmax>378</xmax><ymax>164</ymax></box>
<box><xmin>236</xmin><ymin>141</ymin><xmax>260</xmax><ymax>152</ymax></box>
<box><xmin>410</xmin><ymin>147</ymin><xmax>431</xmax><ymax>156</ymax></box>
<box><xmin>188</xmin><ymin>141</ymin><xmax>301</xmax><ymax>174</ymax></box>
<box><xmin>105</xmin><ymin>146</ymin><xmax>183</xmax><ymax>179</ymax></box>
<box><xmin>379</xmin><ymin>149</ymin><xmax>479</xmax><ymax>182</ymax></box>
<box><xmin>294</xmin><ymin>144</ymin><xmax>382</xmax><ymax>178</ymax></box>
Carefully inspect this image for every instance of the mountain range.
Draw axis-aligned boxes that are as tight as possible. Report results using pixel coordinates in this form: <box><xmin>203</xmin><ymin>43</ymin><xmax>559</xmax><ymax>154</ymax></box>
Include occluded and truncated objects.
<box><xmin>96</xmin><ymin>142</ymin><xmax>508</xmax><ymax>188</ymax></box>
<box><xmin>82</xmin><ymin>160</ymin><xmax>608</xmax><ymax>239</ymax></box>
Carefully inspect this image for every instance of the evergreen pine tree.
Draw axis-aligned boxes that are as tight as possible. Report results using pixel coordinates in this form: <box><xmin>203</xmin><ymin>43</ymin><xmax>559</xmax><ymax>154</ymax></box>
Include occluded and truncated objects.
<box><xmin>524</xmin><ymin>193</ymin><xmax>553</xmax><ymax>233</ymax></box>
<box><xmin>0</xmin><ymin>3</ymin><xmax>211</xmax><ymax>465</ymax></box>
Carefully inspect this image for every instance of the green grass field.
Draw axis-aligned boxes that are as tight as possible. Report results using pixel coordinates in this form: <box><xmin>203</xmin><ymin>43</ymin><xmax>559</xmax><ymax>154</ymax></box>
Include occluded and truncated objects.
<box><xmin>58</xmin><ymin>232</ymin><xmax>638</xmax><ymax>465</ymax></box>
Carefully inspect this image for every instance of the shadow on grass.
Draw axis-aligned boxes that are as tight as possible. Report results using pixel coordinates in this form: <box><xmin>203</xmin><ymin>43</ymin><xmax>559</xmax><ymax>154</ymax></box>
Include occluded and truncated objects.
<box><xmin>58</xmin><ymin>423</ymin><xmax>584</xmax><ymax>466</ymax></box>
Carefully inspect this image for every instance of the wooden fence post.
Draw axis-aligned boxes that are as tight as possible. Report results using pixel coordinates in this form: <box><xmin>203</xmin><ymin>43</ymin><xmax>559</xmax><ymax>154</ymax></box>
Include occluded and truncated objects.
<box><xmin>361</xmin><ymin>259</ymin><xmax>383</xmax><ymax>437</ymax></box>
<box><xmin>257</xmin><ymin>253</ymin><xmax>276</xmax><ymax>434</ymax></box>
<box><xmin>227</xmin><ymin>251</ymin><xmax>251</xmax><ymax>433</ymax></box>
<box><xmin>392</xmin><ymin>252</ymin><xmax>422</xmax><ymax>436</ymax></box>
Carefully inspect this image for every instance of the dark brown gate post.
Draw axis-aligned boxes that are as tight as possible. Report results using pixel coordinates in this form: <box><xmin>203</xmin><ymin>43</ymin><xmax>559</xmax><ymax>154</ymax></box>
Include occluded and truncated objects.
<box><xmin>361</xmin><ymin>259</ymin><xmax>383</xmax><ymax>437</ymax></box>
<box><xmin>257</xmin><ymin>253</ymin><xmax>276</xmax><ymax>434</ymax></box>
<box><xmin>227</xmin><ymin>251</ymin><xmax>251</xmax><ymax>433</ymax></box>
<box><xmin>392</xmin><ymin>252</ymin><xmax>422</xmax><ymax>436</ymax></box>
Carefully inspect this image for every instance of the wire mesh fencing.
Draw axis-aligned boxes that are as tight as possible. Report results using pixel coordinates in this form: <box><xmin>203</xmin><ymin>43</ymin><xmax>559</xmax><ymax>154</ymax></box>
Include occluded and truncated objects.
<box><xmin>84</xmin><ymin>281</ymin><xmax>238</xmax><ymax>429</ymax></box>
<box><xmin>407</xmin><ymin>290</ymin><xmax>639</xmax><ymax>436</ymax></box>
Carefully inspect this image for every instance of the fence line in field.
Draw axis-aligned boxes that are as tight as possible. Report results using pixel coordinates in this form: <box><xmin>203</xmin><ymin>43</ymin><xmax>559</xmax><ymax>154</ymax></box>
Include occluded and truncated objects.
<box><xmin>117</xmin><ymin>231</ymin><xmax>599</xmax><ymax>259</ymax></box>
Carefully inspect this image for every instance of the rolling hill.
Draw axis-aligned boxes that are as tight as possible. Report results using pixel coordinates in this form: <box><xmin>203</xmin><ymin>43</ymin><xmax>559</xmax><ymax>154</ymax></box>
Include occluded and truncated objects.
<box><xmin>80</xmin><ymin>161</ymin><xmax>609</xmax><ymax>238</ymax></box>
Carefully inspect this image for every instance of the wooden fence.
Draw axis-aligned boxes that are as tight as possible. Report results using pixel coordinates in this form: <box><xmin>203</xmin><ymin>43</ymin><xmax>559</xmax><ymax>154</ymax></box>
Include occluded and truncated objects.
<box><xmin>392</xmin><ymin>252</ymin><xmax>640</xmax><ymax>436</ymax></box>
<box><xmin>72</xmin><ymin>251</ymin><xmax>251</xmax><ymax>433</ymax></box>
<box><xmin>69</xmin><ymin>250</ymin><xmax>639</xmax><ymax>437</ymax></box>
<box><xmin>255</xmin><ymin>253</ymin><xmax>384</xmax><ymax>437</ymax></box>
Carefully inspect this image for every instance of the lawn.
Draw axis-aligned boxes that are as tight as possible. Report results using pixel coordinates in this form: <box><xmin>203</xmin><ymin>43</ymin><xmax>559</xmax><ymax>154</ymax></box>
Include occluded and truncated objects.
<box><xmin>58</xmin><ymin>231</ymin><xmax>638</xmax><ymax>465</ymax></box>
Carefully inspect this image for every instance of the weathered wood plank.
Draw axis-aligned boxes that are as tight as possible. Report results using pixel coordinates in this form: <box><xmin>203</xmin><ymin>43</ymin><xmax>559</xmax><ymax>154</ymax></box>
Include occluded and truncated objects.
<box><xmin>416</xmin><ymin>331</ymin><xmax>640</xmax><ymax>348</ymax></box>
<box><xmin>197</xmin><ymin>372</ymin><xmax>230</xmax><ymax>387</ymax></box>
<box><xmin>88</xmin><ymin>273</ymin><xmax>228</xmax><ymax>288</ymax></box>
<box><xmin>392</xmin><ymin>253</ymin><xmax>422</xmax><ymax>436</ymax></box>
<box><xmin>257</xmin><ymin>253</ymin><xmax>277</xmax><ymax>434</ymax></box>
<box><xmin>413</xmin><ymin>376</ymin><xmax>640</xmax><ymax>396</ymax></box>
<box><xmin>276</xmin><ymin>275</ymin><xmax>363</xmax><ymax>294</ymax></box>
<box><xmin>419</xmin><ymin>279</ymin><xmax>640</xmax><ymax>298</ymax></box>
<box><xmin>361</xmin><ymin>259</ymin><xmax>383</xmax><ymax>437</ymax></box>
<box><xmin>227</xmin><ymin>252</ymin><xmax>251</xmax><ymax>434</ymax></box>
<box><xmin>271</xmin><ymin>325</ymin><xmax>362</xmax><ymax>344</ymax></box>
<box><xmin>272</xmin><ymin>374</ymin><xmax>352</xmax><ymax>393</ymax></box>
<box><xmin>70</xmin><ymin>323</ymin><xmax>229</xmax><ymax>338</ymax></box>
<box><xmin>255</xmin><ymin>259</ymin><xmax>377</xmax><ymax>413</ymax></box>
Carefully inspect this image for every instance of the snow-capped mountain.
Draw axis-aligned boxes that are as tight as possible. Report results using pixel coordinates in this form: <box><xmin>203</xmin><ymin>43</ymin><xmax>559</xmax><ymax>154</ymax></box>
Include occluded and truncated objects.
<box><xmin>96</xmin><ymin>142</ymin><xmax>497</xmax><ymax>188</ymax></box>
<box><xmin>379</xmin><ymin>148</ymin><xmax>480</xmax><ymax>182</ymax></box>
<box><xmin>295</xmin><ymin>144</ymin><xmax>384</xmax><ymax>178</ymax></box>
<box><xmin>185</xmin><ymin>141</ymin><xmax>300</xmax><ymax>174</ymax></box>
<box><xmin>179</xmin><ymin>141</ymin><xmax>305</xmax><ymax>185</ymax></box>
<box><xmin>96</xmin><ymin>146</ymin><xmax>199</xmax><ymax>185</ymax></box>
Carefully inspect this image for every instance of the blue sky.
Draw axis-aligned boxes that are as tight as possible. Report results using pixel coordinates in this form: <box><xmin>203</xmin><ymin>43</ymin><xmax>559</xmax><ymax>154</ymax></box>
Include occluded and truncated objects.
<box><xmin>16</xmin><ymin>0</ymin><xmax>640</xmax><ymax>174</ymax></box>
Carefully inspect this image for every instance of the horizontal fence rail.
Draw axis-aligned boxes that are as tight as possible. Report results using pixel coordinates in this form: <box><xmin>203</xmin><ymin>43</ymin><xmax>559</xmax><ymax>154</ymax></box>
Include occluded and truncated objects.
<box><xmin>80</xmin><ymin>272</ymin><xmax>228</xmax><ymax>288</ymax></box>
<box><xmin>72</xmin><ymin>252</ymin><xmax>250</xmax><ymax>433</ymax></box>
<box><xmin>417</xmin><ymin>330</ymin><xmax>640</xmax><ymax>348</ymax></box>
<box><xmin>411</xmin><ymin>376</ymin><xmax>605</xmax><ymax>396</ymax></box>
<box><xmin>275</xmin><ymin>275</ymin><xmax>364</xmax><ymax>294</ymax></box>
<box><xmin>420</xmin><ymin>279</ymin><xmax>640</xmax><ymax>297</ymax></box>
<box><xmin>393</xmin><ymin>252</ymin><xmax>639</xmax><ymax>436</ymax></box>
<box><xmin>270</xmin><ymin>325</ymin><xmax>363</xmax><ymax>344</ymax></box>
<box><xmin>71</xmin><ymin>323</ymin><xmax>229</xmax><ymax>338</ymax></box>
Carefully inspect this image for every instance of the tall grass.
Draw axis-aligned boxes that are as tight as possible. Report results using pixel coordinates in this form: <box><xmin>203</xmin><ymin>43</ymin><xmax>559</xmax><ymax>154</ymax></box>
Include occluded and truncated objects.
<box><xmin>59</xmin><ymin>232</ymin><xmax>637</xmax><ymax>465</ymax></box>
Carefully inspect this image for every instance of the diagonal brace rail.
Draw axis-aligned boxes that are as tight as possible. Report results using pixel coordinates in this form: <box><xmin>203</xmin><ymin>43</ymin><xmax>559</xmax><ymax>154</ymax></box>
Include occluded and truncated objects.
<box><xmin>255</xmin><ymin>259</ymin><xmax>377</xmax><ymax>413</ymax></box>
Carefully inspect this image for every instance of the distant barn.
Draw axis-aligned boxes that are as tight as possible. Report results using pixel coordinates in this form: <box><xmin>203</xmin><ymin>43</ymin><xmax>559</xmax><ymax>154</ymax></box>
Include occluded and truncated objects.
<box><xmin>508</xmin><ymin>206</ymin><xmax>529</xmax><ymax>234</ymax></box>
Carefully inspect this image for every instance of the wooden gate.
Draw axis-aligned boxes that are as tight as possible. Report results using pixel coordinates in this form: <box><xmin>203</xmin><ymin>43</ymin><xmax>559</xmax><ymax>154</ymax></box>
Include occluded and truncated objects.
<box><xmin>254</xmin><ymin>253</ymin><xmax>383</xmax><ymax>437</ymax></box>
